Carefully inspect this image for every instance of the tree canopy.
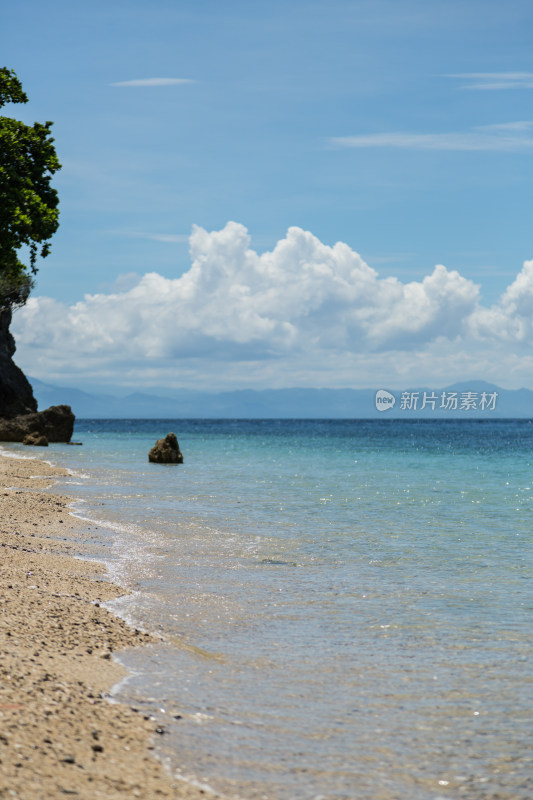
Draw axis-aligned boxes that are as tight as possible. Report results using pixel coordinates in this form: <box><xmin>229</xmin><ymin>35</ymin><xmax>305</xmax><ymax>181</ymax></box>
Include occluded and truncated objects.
<box><xmin>0</xmin><ymin>67</ymin><xmax>60</xmax><ymax>310</ymax></box>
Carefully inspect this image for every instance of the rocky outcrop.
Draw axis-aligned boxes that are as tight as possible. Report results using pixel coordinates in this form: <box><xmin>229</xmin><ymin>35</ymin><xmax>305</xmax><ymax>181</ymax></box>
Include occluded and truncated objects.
<box><xmin>0</xmin><ymin>309</ymin><xmax>38</xmax><ymax>418</ymax></box>
<box><xmin>23</xmin><ymin>431</ymin><xmax>49</xmax><ymax>446</ymax></box>
<box><xmin>0</xmin><ymin>310</ymin><xmax>76</xmax><ymax>441</ymax></box>
<box><xmin>0</xmin><ymin>405</ymin><xmax>75</xmax><ymax>443</ymax></box>
<box><xmin>148</xmin><ymin>432</ymin><xmax>184</xmax><ymax>464</ymax></box>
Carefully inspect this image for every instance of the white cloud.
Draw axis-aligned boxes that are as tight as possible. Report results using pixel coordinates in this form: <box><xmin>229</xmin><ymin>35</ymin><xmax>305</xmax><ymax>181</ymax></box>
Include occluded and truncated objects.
<box><xmin>330</xmin><ymin>123</ymin><xmax>533</xmax><ymax>151</ymax></box>
<box><xmin>11</xmin><ymin>222</ymin><xmax>533</xmax><ymax>390</ymax></box>
<box><xmin>110</xmin><ymin>230</ymin><xmax>190</xmax><ymax>243</ymax></box>
<box><xmin>447</xmin><ymin>73</ymin><xmax>533</xmax><ymax>90</ymax></box>
<box><xmin>469</xmin><ymin>259</ymin><xmax>533</xmax><ymax>343</ymax></box>
<box><xmin>110</xmin><ymin>78</ymin><xmax>195</xmax><ymax>87</ymax></box>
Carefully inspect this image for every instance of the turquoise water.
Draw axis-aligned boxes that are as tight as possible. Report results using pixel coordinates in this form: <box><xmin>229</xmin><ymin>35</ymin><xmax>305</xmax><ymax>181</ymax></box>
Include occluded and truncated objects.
<box><xmin>10</xmin><ymin>419</ymin><xmax>533</xmax><ymax>799</ymax></box>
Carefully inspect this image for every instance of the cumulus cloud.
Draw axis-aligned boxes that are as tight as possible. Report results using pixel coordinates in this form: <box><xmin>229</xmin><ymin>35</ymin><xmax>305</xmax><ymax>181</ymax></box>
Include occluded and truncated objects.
<box><xmin>10</xmin><ymin>222</ymin><xmax>533</xmax><ymax>389</ymax></box>
<box><xmin>468</xmin><ymin>259</ymin><xmax>533</xmax><ymax>343</ymax></box>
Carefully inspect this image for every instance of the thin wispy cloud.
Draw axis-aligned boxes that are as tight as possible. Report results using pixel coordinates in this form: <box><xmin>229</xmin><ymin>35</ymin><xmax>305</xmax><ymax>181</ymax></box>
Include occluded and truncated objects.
<box><xmin>110</xmin><ymin>78</ymin><xmax>195</xmax><ymax>87</ymax></box>
<box><xmin>145</xmin><ymin>233</ymin><xmax>190</xmax><ymax>243</ymax></box>
<box><xmin>330</xmin><ymin>122</ymin><xmax>533</xmax><ymax>152</ymax></box>
<box><xmin>110</xmin><ymin>230</ymin><xmax>190</xmax><ymax>243</ymax></box>
<box><xmin>447</xmin><ymin>72</ymin><xmax>533</xmax><ymax>90</ymax></box>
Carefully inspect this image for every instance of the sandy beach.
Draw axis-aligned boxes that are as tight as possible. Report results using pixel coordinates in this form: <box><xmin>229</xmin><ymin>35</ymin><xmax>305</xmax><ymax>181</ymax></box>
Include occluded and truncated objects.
<box><xmin>0</xmin><ymin>452</ymin><xmax>209</xmax><ymax>800</ymax></box>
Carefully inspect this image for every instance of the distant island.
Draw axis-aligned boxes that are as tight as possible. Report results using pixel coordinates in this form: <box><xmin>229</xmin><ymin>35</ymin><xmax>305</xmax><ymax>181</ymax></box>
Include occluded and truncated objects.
<box><xmin>30</xmin><ymin>378</ymin><xmax>533</xmax><ymax>419</ymax></box>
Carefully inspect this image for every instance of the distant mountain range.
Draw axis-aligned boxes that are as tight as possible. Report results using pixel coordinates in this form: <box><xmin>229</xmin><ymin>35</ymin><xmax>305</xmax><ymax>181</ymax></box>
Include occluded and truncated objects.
<box><xmin>29</xmin><ymin>378</ymin><xmax>533</xmax><ymax>418</ymax></box>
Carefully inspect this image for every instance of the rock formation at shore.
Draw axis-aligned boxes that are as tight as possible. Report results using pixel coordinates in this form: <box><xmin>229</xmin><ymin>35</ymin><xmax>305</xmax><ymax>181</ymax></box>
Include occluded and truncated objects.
<box><xmin>148</xmin><ymin>432</ymin><xmax>184</xmax><ymax>463</ymax></box>
<box><xmin>0</xmin><ymin>309</ymin><xmax>37</xmax><ymax>418</ymax></box>
<box><xmin>0</xmin><ymin>404</ymin><xmax>75</xmax><ymax>442</ymax></box>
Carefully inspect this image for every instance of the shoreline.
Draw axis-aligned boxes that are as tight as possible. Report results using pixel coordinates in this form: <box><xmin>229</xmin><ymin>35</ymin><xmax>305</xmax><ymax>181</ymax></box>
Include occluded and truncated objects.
<box><xmin>0</xmin><ymin>452</ymin><xmax>209</xmax><ymax>800</ymax></box>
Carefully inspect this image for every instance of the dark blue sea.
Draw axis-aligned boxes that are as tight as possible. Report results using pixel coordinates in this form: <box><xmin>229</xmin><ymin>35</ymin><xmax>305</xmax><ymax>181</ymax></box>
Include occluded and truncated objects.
<box><xmin>4</xmin><ymin>419</ymin><xmax>533</xmax><ymax>799</ymax></box>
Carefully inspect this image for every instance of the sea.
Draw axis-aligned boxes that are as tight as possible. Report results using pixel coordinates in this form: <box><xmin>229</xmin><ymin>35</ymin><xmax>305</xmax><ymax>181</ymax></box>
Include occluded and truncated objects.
<box><xmin>4</xmin><ymin>418</ymin><xmax>533</xmax><ymax>800</ymax></box>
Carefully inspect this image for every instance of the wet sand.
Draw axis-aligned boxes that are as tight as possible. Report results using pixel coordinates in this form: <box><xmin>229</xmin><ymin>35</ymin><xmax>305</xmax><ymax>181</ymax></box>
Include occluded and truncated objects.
<box><xmin>0</xmin><ymin>453</ymin><xmax>210</xmax><ymax>800</ymax></box>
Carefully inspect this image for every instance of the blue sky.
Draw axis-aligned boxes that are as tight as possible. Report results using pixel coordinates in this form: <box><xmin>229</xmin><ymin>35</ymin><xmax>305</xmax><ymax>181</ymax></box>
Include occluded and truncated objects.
<box><xmin>4</xmin><ymin>0</ymin><xmax>533</xmax><ymax>392</ymax></box>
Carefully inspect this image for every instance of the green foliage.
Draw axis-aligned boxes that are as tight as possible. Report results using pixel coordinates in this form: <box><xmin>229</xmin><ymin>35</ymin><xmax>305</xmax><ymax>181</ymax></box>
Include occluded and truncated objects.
<box><xmin>0</xmin><ymin>67</ymin><xmax>61</xmax><ymax>309</ymax></box>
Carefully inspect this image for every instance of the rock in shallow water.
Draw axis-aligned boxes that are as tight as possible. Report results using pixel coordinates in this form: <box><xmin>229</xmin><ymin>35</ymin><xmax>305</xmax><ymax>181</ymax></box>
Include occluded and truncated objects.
<box><xmin>23</xmin><ymin>431</ymin><xmax>49</xmax><ymax>446</ymax></box>
<box><xmin>148</xmin><ymin>432</ymin><xmax>184</xmax><ymax>464</ymax></box>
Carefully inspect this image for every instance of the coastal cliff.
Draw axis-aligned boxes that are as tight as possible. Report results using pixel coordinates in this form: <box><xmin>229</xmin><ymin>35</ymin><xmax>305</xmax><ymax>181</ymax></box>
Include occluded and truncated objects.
<box><xmin>0</xmin><ymin>308</ymin><xmax>38</xmax><ymax>418</ymax></box>
<box><xmin>0</xmin><ymin>309</ymin><xmax>74</xmax><ymax>442</ymax></box>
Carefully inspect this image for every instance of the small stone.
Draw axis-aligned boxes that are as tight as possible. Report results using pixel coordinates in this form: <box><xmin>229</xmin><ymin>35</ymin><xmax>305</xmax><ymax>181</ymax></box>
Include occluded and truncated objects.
<box><xmin>23</xmin><ymin>431</ymin><xmax>48</xmax><ymax>447</ymax></box>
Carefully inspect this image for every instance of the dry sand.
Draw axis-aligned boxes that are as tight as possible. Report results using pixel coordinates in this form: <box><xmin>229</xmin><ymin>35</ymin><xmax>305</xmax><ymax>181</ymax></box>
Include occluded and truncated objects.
<box><xmin>0</xmin><ymin>452</ymin><xmax>210</xmax><ymax>800</ymax></box>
